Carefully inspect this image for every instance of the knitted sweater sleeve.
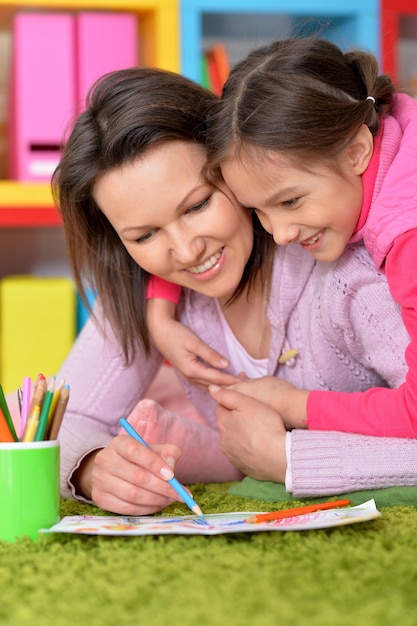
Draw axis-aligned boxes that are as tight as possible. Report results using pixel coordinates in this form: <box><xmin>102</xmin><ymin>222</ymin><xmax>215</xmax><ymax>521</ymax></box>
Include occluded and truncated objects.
<box><xmin>307</xmin><ymin>230</ymin><xmax>417</xmax><ymax>437</ymax></box>
<box><xmin>289</xmin><ymin>429</ymin><xmax>417</xmax><ymax>497</ymax></box>
<box><xmin>55</xmin><ymin>305</ymin><xmax>164</xmax><ymax>499</ymax></box>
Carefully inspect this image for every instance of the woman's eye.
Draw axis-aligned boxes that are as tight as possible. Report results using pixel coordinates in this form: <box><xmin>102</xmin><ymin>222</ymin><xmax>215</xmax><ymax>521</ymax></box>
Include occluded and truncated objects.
<box><xmin>135</xmin><ymin>229</ymin><xmax>157</xmax><ymax>244</ymax></box>
<box><xmin>187</xmin><ymin>196</ymin><xmax>211</xmax><ymax>214</ymax></box>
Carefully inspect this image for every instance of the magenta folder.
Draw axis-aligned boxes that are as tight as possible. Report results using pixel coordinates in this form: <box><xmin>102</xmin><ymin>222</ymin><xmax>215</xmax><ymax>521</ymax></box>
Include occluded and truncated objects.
<box><xmin>75</xmin><ymin>12</ymin><xmax>138</xmax><ymax>111</ymax></box>
<box><xmin>10</xmin><ymin>13</ymin><xmax>76</xmax><ymax>181</ymax></box>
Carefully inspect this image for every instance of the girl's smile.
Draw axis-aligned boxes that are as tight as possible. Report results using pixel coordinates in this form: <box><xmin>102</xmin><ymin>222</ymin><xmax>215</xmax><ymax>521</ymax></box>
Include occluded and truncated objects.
<box><xmin>93</xmin><ymin>141</ymin><xmax>253</xmax><ymax>302</ymax></box>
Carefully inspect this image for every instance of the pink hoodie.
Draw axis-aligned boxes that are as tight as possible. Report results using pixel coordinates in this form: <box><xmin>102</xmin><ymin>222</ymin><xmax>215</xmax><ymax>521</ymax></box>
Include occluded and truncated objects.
<box><xmin>308</xmin><ymin>94</ymin><xmax>417</xmax><ymax>437</ymax></box>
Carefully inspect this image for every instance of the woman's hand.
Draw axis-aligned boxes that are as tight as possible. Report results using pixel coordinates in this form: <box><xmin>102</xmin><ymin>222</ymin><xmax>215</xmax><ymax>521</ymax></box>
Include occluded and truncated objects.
<box><xmin>73</xmin><ymin>434</ymin><xmax>184</xmax><ymax>515</ymax></box>
<box><xmin>209</xmin><ymin>386</ymin><xmax>288</xmax><ymax>483</ymax></box>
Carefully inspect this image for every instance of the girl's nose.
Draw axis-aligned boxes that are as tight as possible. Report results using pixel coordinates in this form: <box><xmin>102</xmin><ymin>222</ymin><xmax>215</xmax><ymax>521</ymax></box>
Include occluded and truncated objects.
<box><xmin>270</xmin><ymin>220</ymin><xmax>300</xmax><ymax>246</ymax></box>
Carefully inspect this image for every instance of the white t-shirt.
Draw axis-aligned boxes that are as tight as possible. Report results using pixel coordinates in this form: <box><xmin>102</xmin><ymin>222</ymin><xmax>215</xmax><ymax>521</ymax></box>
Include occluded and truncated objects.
<box><xmin>216</xmin><ymin>300</ymin><xmax>268</xmax><ymax>378</ymax></box>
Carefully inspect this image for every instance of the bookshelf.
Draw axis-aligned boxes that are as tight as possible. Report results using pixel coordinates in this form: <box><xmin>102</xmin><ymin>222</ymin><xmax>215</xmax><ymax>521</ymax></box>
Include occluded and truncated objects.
<box><xmin>180</xmin><ymin>0</ymin><xmax>380</xmax><ymax>85</ymax></box>
<box><xmin>0</xmin><ymin>0</ymin><xmax>179</xmax><ymax>227</ymax></box>
<box><xmin>382</xmin><ymin>0</ymin><xmax>417</xmax><ymax>91</ymax></box>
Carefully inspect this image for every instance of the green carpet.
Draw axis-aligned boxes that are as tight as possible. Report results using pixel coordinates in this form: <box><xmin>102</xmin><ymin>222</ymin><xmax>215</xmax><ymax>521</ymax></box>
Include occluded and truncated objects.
<box><xmin>1</xmin><ymin>482</ymin><xmax>417</xmax><ymax>626</ymax></box>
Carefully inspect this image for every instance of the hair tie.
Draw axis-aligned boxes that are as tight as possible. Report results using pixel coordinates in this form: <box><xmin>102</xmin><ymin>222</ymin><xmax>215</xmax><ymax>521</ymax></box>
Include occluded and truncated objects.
<box><xmin>366</xmin><ymin>96</ymin><xmax>376</xmax><ymax>104</ymax></box>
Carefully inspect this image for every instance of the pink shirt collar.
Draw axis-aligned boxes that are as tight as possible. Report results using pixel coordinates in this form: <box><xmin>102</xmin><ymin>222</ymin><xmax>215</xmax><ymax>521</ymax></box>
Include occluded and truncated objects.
<box><xmin>352</xmin><ymin>126</ymin><xmax>382</xmax><ymax>235</ymax></box>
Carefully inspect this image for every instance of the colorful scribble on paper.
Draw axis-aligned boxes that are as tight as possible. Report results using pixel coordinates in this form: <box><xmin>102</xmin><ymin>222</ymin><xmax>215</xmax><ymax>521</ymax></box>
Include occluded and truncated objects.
<box><xmin>42</xmin><ymin>500</ymin><xmax>381</xmax><ymax>536</ymax></box>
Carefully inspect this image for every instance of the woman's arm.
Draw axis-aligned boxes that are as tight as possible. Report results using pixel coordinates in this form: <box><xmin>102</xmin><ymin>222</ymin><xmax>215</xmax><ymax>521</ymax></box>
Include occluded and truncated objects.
<box><xmin>289</xmin><ymin>429</ymin><xmax>417</xmax><ymax>496</ymax></box>
<box><xmin>56</xmin><ymin>303</ymin><xmax>163</xmax><ymax>499</ymax></box>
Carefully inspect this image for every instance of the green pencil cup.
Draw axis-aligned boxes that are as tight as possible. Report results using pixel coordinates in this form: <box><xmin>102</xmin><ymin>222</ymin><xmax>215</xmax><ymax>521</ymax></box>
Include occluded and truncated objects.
<box><xmin>0</xmin><ymin>441</ymin><xmax>60</xmax><ymax>542</ymax></box>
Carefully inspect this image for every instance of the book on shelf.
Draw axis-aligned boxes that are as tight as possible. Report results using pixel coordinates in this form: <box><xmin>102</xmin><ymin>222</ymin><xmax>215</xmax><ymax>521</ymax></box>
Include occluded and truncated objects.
<box><xmin>203</xmin><ymin>43</ymin><xmax>230</xmax><ymax>96</ymax></box>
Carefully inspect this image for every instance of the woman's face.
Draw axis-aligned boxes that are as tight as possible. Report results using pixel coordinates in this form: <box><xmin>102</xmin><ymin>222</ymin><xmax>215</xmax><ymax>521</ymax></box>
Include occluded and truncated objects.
<box><xmin>94</xmin><ymin>140</ymin><xmax>254</xmax><ymax>302</ymax></box>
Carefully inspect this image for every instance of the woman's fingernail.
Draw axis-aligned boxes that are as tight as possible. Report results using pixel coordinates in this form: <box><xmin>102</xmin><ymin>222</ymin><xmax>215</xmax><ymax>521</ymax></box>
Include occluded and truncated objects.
<box><xmin>160</xmin><ymin>467</ymin><xmax>174</xmax><ymax>480</ymax></box>
<box><xmin>209</xmin><ymin>384</ymin><xmax>221</xmax><ymax>393</ymax></box>
<box><xmin>165</xmin><ymin>456</ymin><xmax>176</xmax><ymax>469</ymax></box>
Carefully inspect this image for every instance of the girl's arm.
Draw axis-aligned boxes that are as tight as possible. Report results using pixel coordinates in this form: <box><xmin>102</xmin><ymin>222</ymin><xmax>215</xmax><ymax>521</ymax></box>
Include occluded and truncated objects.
<box><xmin>147</xmin><ymin>276</ymin><xmax>238</xmax><ymax>388</ymax></box>
<box><xmin>307</xmin><ymin>230</ymin><xmax>417</xmax><ymax>437</ymax></box>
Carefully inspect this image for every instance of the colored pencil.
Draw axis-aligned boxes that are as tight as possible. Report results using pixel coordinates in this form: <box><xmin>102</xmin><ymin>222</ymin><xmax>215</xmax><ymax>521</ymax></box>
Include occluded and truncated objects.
<box><xmin>246</xmin><ymin>499</ymin><xmax>351</xmax><ymax>524</ymax></box>
<box><xmin>34</xmin><ymin>378</ymin><xmax>55</xmax><ymax>441</ymax></box>
<box><xmin>27</xmin><ymin>374</ymin><xmax>47</xmax><ymax>419</ymax></box>
<box><xmin>0</xmin><ymin>383</ymin><xmax>18</xmax><ymax>441</ymax></box>
<box><xmin>17</xmin><ymin>386</ymin><xmax>23</xmax><ymax>415</ymax></box>
<box><xmin>0</xmin><ymin>406</ymin><xmax>15</xmax><ymax>442</ymax></box>
<box><xmin>22</xmin><ymin>405</ymin><xmax>41</xmax><ymax>442</ymax></box>
<box><xmin>47</xmin><ymin>378</ymin><xmax>65</xmax><ymax>430</ymax></box>
<box><xmin>119</xmin><ymin>417</ymin><xmax>204</xmax><ymax>516</ymax></box>
<box><xmin>20</xmin><ymin>376</ymin><xmax>32</xmax><ymax>438</ymax></box>
<box><xmin>48</xmin><ymin>384</ymin><xmax>69</xmax><ymax>440</ymax></box>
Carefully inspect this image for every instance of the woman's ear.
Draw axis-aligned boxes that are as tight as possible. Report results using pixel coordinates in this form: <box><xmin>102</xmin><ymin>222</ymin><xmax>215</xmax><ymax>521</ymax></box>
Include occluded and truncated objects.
<box><xmin>348</xmin><ymin>124</ymin><xmax>374</xmax><ymax>175</ymax></box>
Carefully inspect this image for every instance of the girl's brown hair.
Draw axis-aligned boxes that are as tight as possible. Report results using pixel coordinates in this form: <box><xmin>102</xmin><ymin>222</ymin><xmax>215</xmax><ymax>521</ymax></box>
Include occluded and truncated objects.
<box><xmin>52</xmin><ymin>67</ymin><xmax>273</xmax><ymax>363</ymax></box>
<box><xmin>207</xmin><ymin>37</ymin><xmax>395</xmax><ymax>173</ymax></box>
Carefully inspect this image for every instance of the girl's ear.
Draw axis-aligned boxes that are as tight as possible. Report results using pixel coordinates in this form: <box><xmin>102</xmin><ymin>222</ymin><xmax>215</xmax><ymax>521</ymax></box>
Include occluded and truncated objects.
<box><xmin>347</xmin><ymin>124</ymin><xmax>374</xmax><ymax>175</ymax></box>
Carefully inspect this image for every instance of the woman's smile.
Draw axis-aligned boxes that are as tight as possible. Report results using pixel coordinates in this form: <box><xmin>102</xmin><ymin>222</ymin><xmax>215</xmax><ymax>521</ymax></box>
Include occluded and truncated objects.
<box><xmin>186</xmin><ymin>247</ymin><xmax>224</xmax><ymax>278</ymax></box>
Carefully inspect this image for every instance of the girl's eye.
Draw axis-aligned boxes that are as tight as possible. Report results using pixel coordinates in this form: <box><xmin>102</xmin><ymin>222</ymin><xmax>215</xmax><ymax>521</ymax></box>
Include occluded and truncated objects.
<box><xmin>282</xmin><ymin>197</ymin><xmax>301</xmax><ymax>209</ymax></box>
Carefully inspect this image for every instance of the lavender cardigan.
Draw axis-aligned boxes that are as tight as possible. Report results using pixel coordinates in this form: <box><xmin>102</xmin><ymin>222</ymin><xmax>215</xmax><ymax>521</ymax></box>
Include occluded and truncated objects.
<box><xmin>57</xmin><ymin>242</ymin><xmax>417</xmax><ymax>499</ymax></box>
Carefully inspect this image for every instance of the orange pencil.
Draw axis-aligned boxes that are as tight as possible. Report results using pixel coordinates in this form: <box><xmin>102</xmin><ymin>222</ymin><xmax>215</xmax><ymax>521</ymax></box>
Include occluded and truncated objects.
<box><xmin>246</xmin><ymin>499</ymin><xmax>351</xmax><ymax>524</ymax></box>
<box><xmin>0</xmin><ymin>407</ymin><xmax>15</xmax><ymax>442</ymax></box>
<box><xmin>27</xmin><ymin>374</ymin><xmax>47</xmax><ymax>418</ymax></box>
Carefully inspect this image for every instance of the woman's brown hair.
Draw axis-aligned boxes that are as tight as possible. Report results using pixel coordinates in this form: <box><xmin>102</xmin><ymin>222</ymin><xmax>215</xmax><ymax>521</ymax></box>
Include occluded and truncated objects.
<box><xmin>52</xmin><ymin>67</ymin><xmax>273</xmax><ymax>363</ymax></box>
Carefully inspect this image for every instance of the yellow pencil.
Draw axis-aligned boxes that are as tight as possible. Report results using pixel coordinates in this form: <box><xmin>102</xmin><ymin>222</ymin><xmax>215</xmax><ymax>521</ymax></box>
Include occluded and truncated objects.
<box><xmin>22</xmin><ymin>405</ymin><xmax>41</xmax><ymax>442</ymax></box>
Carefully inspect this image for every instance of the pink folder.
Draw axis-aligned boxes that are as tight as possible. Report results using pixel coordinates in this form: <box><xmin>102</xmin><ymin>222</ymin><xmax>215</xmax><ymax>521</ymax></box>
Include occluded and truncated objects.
<box><xmin>75</xmin><ymin>12</ymin><xmax>138</xmax><ymax>112</ymax></box>
<box><xmin>10</xmin><ymin>13</ymin><xmax>76</xmax><ymax>181</ymax></box>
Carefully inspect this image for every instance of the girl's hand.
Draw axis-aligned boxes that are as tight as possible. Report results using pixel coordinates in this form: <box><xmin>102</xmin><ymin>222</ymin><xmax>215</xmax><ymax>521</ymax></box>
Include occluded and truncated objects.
<box><xmin>227</xmin><ymin>376</ymin><xmax>309</xmax><ymax>429</ymax></box>
<box><xmin>209</xmin><ymin>386</ymin><xmax>288</xmax><ymax>483</ymax></box>
<box><xmin>73</xmin><ymin>435</ymin><xmax>183</xmax><ymax>515</ymax></box>
<box><xmin>147</xmin><ymin>298</ymin><xmax>238</xmax><ymax>388</ymax></box>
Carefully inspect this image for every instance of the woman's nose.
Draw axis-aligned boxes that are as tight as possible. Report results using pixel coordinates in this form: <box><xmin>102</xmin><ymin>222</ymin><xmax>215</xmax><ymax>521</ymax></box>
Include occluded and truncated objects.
<box><xmin>169</xmin><ymin>229</ymin><xmax>206</xmax><ymax>265</ymax></box>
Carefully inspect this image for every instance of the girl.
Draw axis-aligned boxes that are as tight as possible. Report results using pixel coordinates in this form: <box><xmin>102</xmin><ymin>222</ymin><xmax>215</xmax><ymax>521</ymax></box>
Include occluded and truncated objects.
<box><xmin>210</xmin><ymin>37</ymin><xmax>417</xmax><ymax>439</ymax></box>
<box><xmin>152</xmin><ymin>37</ymin><xmax>417</xmax><ymax>440</ymax></box>
<box><xmin>51</xmin><ymin>67</ymin><xmax>415</xmax><ymax>516</ymax></box>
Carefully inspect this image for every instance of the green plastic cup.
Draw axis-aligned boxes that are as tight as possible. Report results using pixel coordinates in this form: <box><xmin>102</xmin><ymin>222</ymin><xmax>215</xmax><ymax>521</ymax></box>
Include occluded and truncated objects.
<box><xmin>0</xmin><ymin>441</ymin><xmax>60</xmax><ymax>542</ymax></box>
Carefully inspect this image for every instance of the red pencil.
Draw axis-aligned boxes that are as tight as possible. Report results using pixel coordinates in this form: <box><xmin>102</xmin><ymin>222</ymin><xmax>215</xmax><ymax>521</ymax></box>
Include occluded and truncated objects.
<box><xmin>246</xmin><ymin>499</ymin><xmax>351</xmax><ymax>524</ymax></box>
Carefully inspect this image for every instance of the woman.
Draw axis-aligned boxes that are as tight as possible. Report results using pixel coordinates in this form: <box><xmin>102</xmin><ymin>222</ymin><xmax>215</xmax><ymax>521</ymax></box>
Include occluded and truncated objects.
<box><xmin>52</xmin><ymin>67</ymin><xmax>416</xmax><ymax>516</ymax></box>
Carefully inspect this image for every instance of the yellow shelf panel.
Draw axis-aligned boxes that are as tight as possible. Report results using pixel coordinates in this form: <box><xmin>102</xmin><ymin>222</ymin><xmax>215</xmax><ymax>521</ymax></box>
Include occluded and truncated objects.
<box><xmin>0</xmin><ymin>0</ymin><xmax>180</xmax><ymax>72</ymax></box>
<box><xmin>0</xmin><ymin>181</ymin><xmax>53</xmax><ymax>207</ymax></box>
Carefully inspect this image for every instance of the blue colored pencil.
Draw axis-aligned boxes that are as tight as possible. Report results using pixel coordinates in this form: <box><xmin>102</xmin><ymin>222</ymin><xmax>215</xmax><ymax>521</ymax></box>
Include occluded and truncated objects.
<box><xmin>119</xmin><ymin>417</ymin><xmax>203</xmax><ymax>516</ymax></box>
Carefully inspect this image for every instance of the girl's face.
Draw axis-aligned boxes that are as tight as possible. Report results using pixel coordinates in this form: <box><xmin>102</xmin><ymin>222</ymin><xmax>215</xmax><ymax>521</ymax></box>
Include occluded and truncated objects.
<box><xmin>220</xmin><ymin>127</ymin><xmax>372</xmax><ymax>263</ymax></box>
<box><xmin>94</xmin><ymin>140</ymin><xmax>254</xmax><ymax>303</ymax></box>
